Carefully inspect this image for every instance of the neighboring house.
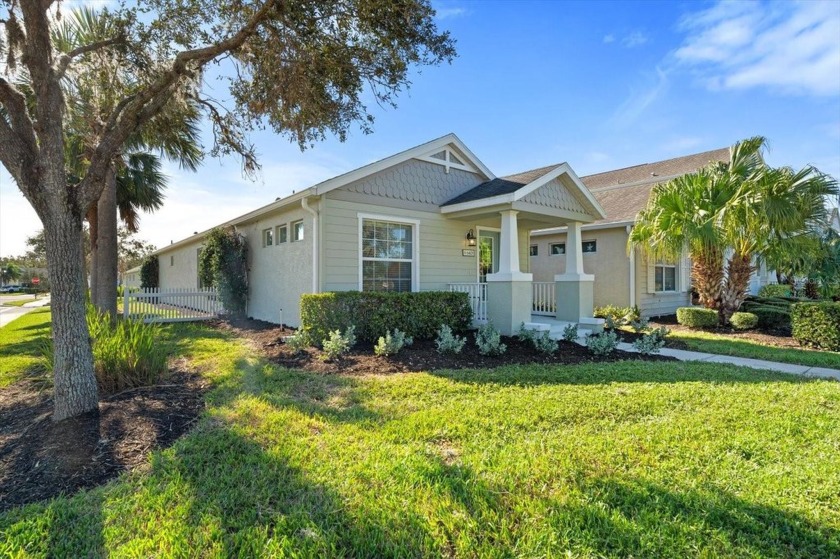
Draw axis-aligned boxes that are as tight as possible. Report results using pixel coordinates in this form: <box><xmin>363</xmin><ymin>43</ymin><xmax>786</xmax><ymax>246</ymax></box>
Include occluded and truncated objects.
<box><xmin>830</xmin><ymin>207</ymin><xmax>840</xmax><ymax>234</ymax></box>
<box><xmin>123</xmin><ymin>265</ymin><xmax>141</xmax><ymax>290</ymax></box>
<box><xmin>530</xmin><ymin>149</ymin><xmax>776</xmax><ymax>317</ymax></box>
<box><xmin>153</xmin><ymin>134</ymin><xmax>608</xmax><ymax>334</ymax></box>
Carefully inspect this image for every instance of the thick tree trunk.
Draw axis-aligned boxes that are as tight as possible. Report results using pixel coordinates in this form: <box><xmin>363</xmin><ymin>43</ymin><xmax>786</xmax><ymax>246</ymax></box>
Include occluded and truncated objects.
<box><xmin>691</xmin><ymin>247</ymin><xmax>724</xmax><ymax>309</ymax></box>
<box><xmin>92</xmin><ymin>166</ymin><xmax>118</xmax><ymax>319</ymax></box>
<box><xmin>720</xmin><ymin>252</ymin><xmax>754</xmax><ymax>324</ymax></box>
<box><xmin>87</xmin><ymin>206</ymin><xmax>99</xmax><ymax>304</ymax></box>
<box><xmin>43</xmin><ymin>203</ymin><xmax>99</xmax><ymax>421</ymax></box>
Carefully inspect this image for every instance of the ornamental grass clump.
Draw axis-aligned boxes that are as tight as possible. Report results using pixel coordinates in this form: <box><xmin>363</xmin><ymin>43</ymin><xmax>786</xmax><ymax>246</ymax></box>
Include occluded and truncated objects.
<box><xmin>374</xmin><ymin>329</ymin><xmax>414</xmax><ymax>357</ymax></box>
<box><xmin>320</xmin><ymin>325</ymin><xmax>357</xmax><ymax>361</ymax></box>
<box><xmin>435</xmin><ymin>325</ymin><xmax>466</xmax><ymax>354</ymax></box>
<box><xmin>475</xmin><ymin>323</ymin><xmax>506</xmax><ymax>356</ymax></box>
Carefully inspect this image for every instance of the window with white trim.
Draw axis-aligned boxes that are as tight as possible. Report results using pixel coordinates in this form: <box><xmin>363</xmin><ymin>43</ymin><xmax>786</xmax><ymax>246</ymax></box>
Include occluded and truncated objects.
<box><xmin>263</xmin><ymin>228</ymin><xmax>274</xmax><ymax>247</ymax></box>
<box><xmin>292</xmin><ymin>220</ymin><xmax>304</xmax><ymax>241</ymax></box>
<box><xmin>655</xmin><ymin>262</ymin><xmax>677</xmax><ymax>292</ymax></box>
<box><xmin>529</xmin><ymin>245</ymin><xmax>538</xmax><ymax>256</ymax></box>
<box><xmin>361</xmin><ymin>218</ymin><xmax>414</xmax><ymax>292</ymax></box>
<box><xmin>550</xmin><ymin>242</ymin><xmax>566</xmax><ymax>255</ymax></box>
<box><xmin>276</xmin><ymin>224</ymin><xmax>288</xmax><ymax>244</ymax></box>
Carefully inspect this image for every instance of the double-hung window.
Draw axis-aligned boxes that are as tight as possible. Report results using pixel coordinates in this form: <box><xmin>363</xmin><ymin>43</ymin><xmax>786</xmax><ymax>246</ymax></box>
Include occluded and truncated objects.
<box><xmin>276</xmin><ymin>224</ymin><xmax>288</xmax><ymax>244</ymax></box>
<box><xmin>655</xmin><ymin>262</ymin><xmax>677</xmax><ymax>292</ymax></box>
<box><xmin>292</xmin><ymin>220</ymin><xmax>304</xmax><ymax>241</ymax></box>
<box><xmin>263</xmin><ymin>228</ymin><xmax>274</xmax><ymax>247</ymax></box>
<box><xmin>361</xmin><ymin>218</ymin><xmax>415</xmax><ymax>292</ymax></box>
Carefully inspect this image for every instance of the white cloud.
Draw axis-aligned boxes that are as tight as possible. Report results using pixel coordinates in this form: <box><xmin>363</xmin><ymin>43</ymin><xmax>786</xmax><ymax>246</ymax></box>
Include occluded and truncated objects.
<box><xmin>610</xmin><ymin>67</ymin><xmax>670</xmax><ymax>128</ymax></box>
<box><xmin>622</xmin><ymin>31</ymin><xmax>649</xmax><ymax>48</ymax></box>
<box><xmin>434</xmin><ymin>4</ymin><xmax>467</xmax><ymax>20</ymax></box>
<box><xmin>603</xmin><ymin>34</ymin><xmax>616</xmax><ymax>44</ymax></box>
<box><xmin>674</xmin><ymin>0</ymin><xmax>840</xmax><ymax>96</ymax></box>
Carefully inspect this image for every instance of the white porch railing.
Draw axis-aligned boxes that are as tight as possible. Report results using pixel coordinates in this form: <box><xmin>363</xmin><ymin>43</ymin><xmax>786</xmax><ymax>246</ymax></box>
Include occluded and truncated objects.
<box><xmin>449</xmin><ymin>283</ymin><xmax>487</xmax><ymax>323</ymax></box>
<box><xmin>123</xmin><ymin>287</ymin><xmax>223</xmax><ymax>323</ymax></box>
<box><xmin>532</xmin><ymin>282</ymin><xmax>556</xmax><ymax>316</ymax></box>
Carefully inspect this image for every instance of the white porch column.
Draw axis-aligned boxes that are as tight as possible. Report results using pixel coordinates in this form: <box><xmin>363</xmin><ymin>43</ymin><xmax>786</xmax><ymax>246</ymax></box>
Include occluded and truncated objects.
<box><xmin>555</xmin><ymin>221</ymin><xmax>601</xmax><ymax>331</ymax></box>
<box><xmin>486</xmin><ymin>209</ymin><xmax>532</xmax><ymax>335</ymax></box>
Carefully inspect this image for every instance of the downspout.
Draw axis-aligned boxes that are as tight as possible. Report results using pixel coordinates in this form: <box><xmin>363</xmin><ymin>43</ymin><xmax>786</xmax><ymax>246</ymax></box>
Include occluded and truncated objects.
<box><xmin>301</xmin><ymin>196</ymin><xmax>320</xmax><ymax>294</ymax></box>
<box><xmin>626</xmin><ymin>225</ymin><xmax>636</xmax><ymax>308</ymax></box>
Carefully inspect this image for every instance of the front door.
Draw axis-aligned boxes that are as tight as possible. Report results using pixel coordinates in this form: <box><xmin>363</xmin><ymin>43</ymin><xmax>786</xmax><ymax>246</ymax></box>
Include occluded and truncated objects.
<box><xmin>478</xmin><ymin>231</ymin><xmax>500</xmax><ymax>283</ymax></box>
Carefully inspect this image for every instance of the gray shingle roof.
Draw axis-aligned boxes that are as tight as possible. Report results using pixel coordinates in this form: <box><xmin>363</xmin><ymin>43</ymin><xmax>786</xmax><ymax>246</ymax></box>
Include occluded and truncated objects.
<box><xmin>441</xmin><ymin>164</ymin><xmax>560</xmax><ymax>206</ymax></box>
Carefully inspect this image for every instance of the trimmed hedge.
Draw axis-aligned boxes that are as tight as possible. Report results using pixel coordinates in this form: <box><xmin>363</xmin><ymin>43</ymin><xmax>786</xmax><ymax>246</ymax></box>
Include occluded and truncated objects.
<box><xmin>791</xmin><ymin>302</ymin><xmax>840</xmax><ymax>351</ymax></box>
<box><xmin>676</xmin><ymin>307</ymin><xmax>718</xmax><ymax>329</ymax></box>
<box><xmin>758</xmin><ymin>284</ymin><xmax>791</xmax><ymax>298</ymax></box>
<box><xmin>730</xmin><ymin>312</ymin><xmax>758</xmax><ymax>330</ymax></box>
<box><xmin>300</xmin><ymin>291</ymin><xmax>472</xmax><ymax>344</ymax></box>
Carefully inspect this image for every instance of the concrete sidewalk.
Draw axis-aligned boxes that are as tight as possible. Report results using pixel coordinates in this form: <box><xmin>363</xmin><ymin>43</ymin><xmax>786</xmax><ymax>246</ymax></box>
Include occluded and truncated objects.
<box><xmin>613</xmin><ymin>340</ymin><xmax>840</xmax><ymax>381</ymax></box>
<box><xmin>22</xmin><ymin>296</ymin><xmax>51</xmax><ymax>308</ymax></box>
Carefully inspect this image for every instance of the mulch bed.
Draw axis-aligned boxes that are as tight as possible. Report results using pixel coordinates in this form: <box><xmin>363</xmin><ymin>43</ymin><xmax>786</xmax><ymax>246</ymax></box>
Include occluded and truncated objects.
<box><xmin>216</xmin><ymin>317</ymin><xmax>676</xmax><ymax>375</ymax></box>
<box><xmin>0</xmin><ymin>366</ymin><xmax>208</xmax><ymax>512</ymax></box>
<box><xmin>645</xmin><ymin>317</ymin><xmax>804</xmax><ymax>350</ymax></box>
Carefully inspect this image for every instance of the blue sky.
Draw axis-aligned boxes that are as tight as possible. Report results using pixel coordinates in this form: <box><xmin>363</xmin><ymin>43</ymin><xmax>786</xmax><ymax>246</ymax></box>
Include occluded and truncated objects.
<box><xmin>1</xmin><ymin>0</ymin><xmax>839</xmax><ymax>255</ymax></box>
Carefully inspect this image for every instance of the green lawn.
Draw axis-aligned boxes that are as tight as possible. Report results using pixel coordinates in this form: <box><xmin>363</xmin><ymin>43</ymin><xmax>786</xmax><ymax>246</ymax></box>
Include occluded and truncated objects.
<box><xmin>1</xmin><ymin>299</ymin><xmax>32</xmax><ymax>307</ymax></box>
<box><xmin>1</xmin><ymin>321</ymin><xmax>839</xmax><ymax>557</ymax></box>
<box><xmin>0</xmin><ymin>307</ymin><xmax>51</xmax><ymax>387</ymax></box>
<box><xmin>665</xmin><ymin>328</ymin><xmax>840</xmax><ymax>369</ymax></box>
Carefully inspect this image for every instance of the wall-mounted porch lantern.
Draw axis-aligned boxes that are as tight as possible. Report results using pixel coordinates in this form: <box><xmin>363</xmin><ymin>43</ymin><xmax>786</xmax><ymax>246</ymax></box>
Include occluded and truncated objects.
<box><xmin>466</xmin><ymin>229</ymin><xmax>476</xmax><ymax>247</ymax></box>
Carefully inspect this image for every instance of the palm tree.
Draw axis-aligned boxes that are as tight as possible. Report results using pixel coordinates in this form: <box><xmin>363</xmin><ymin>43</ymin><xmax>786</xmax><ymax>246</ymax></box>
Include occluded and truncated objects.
<box><xmin>55</xmin><ymin>7</ymin><xmax>202</xmax><ymax>317</ymax></box>
<box><xmin>1</xmin><ymin>263</ymin><xmax>22</xmax><ymax>286</ymax></box>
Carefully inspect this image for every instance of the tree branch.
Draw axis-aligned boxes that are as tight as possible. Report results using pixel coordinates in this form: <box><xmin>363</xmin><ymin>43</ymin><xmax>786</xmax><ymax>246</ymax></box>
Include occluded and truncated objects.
<box><xmin>54</xmin><ymin>36</ymin><xmax>125</xmax><ymax>79</ymax></box>
<box><xmin>0</xmin><ymin>77</ymin><xmax>38</xmax><ymax>158</ymax></box>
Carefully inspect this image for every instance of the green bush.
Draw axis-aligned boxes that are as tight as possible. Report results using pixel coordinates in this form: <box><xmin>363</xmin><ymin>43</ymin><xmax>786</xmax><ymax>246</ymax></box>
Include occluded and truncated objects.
<box><xmin>374</xmin><ymin>329</ymin><xmax>413</xmax><ymax>357</ymax></box>
<box><xmin>140</xmin><ymin>255</ymin><xmax>159</xmax><ymax>289</ymax></box>
<box><xmin>320</xmin><ymin>326</ymin><xmax>357</xmax><ymax>361</ymax></box>
<box><xmin>746</xmin><ymin>305</ymin><xmax>791</xmax><ymax>330</ymax></box>
<box><xmin>435</xmin><ymin>325</ymin><xmax>466</xmax><ymax>354</ymax></box>
<box><xmin>758</xmin><ymin>284</ymin><xmax>791</xmax><ymax>298</ymax></box>
<box><xmin>730</xmin><ymin>312</ymin><xmax>758</xmax><ymax>330</ymax></box>
<box><xmin>198</xmin><ymin>227</ymin><xmax>248</xmax><ymax>316</ymax></box>
<box><xmin>475</xmin><ymin>323</ymin><xmax>506</xmax><ymax>356</ymax></box>
<box><xmin>300</xmin><ymin>291</ymin><xmax>472</xmax><ymax>343</ymax></box>
<box><xmin>594</xmin><ymin>304</ymin><xmax>639</xmax><ymax>328</ymax></box>
<box><xmin>586</xmin><ymin>330</ymin><xmax>619</xmax><ymax>356</ymax></box>
<box><xmin>676</xmin><ymin>307</ymin><xmax>718</xmax><ymax>328</ymax></box>
<box><xmin>791</xmin><ymin>302</ymin><xmax>840</xmax><ymax>351</ymax></box>
<box><xmin>41</xmin><ymin>306</ymin><xmax>167</xmax><ymax>393</ymax></box>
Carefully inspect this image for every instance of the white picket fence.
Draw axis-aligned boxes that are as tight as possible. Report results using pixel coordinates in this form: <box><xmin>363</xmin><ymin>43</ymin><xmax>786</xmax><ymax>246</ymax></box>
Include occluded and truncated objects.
<box><xmin>532</xmin><ymin>282</ymin><xmax>556</xmax><ymax>316</ymax></box>
<box><xmin>123</xmin><ymin>287</ymin><xmax>223</xmax><ymax>323</ymax></box>
<box><xmin>449</xmin><ymin>283</ymin><xmax>487</xmax><ymax>323</ymax></box>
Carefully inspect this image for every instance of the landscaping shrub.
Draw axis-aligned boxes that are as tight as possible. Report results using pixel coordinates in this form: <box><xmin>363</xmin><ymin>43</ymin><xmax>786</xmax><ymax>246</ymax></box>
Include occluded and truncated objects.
<box><xmin>140</xmin><ymin>255</ymin><xmax>159</xmax><ymax>289</ymax></box>
<box><xmin>198</xmin><ymin>227</ymin><xmax>249</xmax><ymax>316</ymax></box>
<box><xmin>747</xmin><ymin>305</ymin><xmax>791</xmax><ymax>331</ymax></box>
<box><xmin>676</xmin><ymin>307</ymin><xmax>718</xmax><ymax>329</ymax></box>
<box><xmin>629</xmin><ymin>317</ymin><xmax>650</xmax><ymax>333</ymax></box>
<box><xmin>730</xmin><ymin>312</ymin><xmax>758</xmax><ymax>330</ymax></box>
<box><xmin>791</xmin><ymin>302</ymin><xmax>840</xmax><ymax>351</ymax></box>
<box><xmin>475</xmin><ymin>323</ymin><xmax>506</xmax><ymax>356</ymax></box>
<box><xmin>320</xmin><ymin>326</ymin><xmax>357</xmax><ymax>361</ymax></box>
<box><xmin>758</xmin><ymin>284</ymin><xmax>791</xmax><ymax>298</ymax></box>
<box><xmin>300</xmin><ymin>291</ymin><xmax>472</xmax><ymax>343</ymax></box>
<box><xmin>562</xmin><ymin>323</ymin><xmax>579</xmax><ymax>342</ymax></box>
<box><xmin>374</xmin><ymin>329</ymin><xmax>414</xmax><ymax>357</ymax></box>
<box><xmin>533</xmin><ymin>331</ymin><xmax>558</xmax><ymax>355</ymax></box>
<box><xmin>435</xmin><ymin>325</ymin><xmax>466</xmax><ymax>354</ymax></box>
<box><xmin>633</xmin><ymin>326</ymin><xmax>669</xmax><ymax>355</ymax></box>
<box><xmin>594</xmin><ymin>305</ymin><xmax>638</xmax><ymax>328</ymax></box>
<box><xmin>517</xmin><ymin>323</ymin><xmax>537</xmax><ymax>344</ymax></box>
<box><xmin>42</xmin><ymin>306</ymin><xmax>167</xmax><ymax>393</ymax></box>
<box><xmin>285</xmin><ymin>329</ymin><xmax>311</xmax><ymax>353</ymax></box>
<box><xmin>586</xmin><ymin>330</ymin><xmax>619</xmax><ymax>356</ymax></box>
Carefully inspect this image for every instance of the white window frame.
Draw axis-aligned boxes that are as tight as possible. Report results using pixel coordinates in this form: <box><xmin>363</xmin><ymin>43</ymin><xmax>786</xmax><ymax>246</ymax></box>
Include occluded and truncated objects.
<box><xmin>655</xmin><ymin>262</ymin><xmax>678</xmax><ymax>293</ymax></box>
<box><xmin>357</xmin><ymin>212</ymin><xmax>420</xmax><ymax>292</ymax></box>
<box><xmin>291</xmin><ymin>220</ymin><xmax>304</xmax><ymax>242</ymax></box>
<box><xmin>276</xmin><ymin>224</ymin><xmax>288</xmax><ymax>244</ymax></box>
<box><xmin>550</xmin><ymin>242</ymin><xmax>566</xmax><ymax>256</ymax></box>
<box><xmin>529</xmin><ymin>244</ymin><xmax>538</xmax><ymax>257</ymax></box>
<box><xmin>263</xmin><ymin>227</ymin><xmax>274</xmax><ymax>247</ymax></box>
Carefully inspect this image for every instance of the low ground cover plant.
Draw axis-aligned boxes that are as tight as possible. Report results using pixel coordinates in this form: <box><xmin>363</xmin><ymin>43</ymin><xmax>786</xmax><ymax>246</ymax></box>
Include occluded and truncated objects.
<box><xmin>791</xmin><ymin>302</ymin><xmax>840</xmax><ymax>351</ymax></box>
<box><xmin>533</xmin><ymin>331</ymin><xmax>558</xmax><ymax>355</ymax></box>
<box><xmin>374</xmin><ymin>329</ymin><xmax>414</xmax><ymax>357</ymax></box>
<box><xmin>586</xmin><ymin>330</ymin><xmax>619</xmax><ymax>356</ymax></box>
<box><xmin>676</xmin><ymin>307</ymin><xmax>718</xmax><ymax>329</ymax></box>
<box><xmin>435</xmin><ymin>325</ymin><xmax>466</xmax><ymax>354</ymax></box>
<box><xmin>562</xmin><ymin>323</ymin><xmax>579</xmax><ymax>342</ymax></box>
<box><xmin>633</xmin><ymin>326</ymin><xmax>669</xmax><ymax>355</ymax></box>
<box><xmin>475</xmin><ymin>323</ymin><xmax>506</xmax><ymax>356</ymax></box>
<box><xmin>284</xmin><ymin>329</ymin><xmax>311</xmax><ymax>353</ymax></box>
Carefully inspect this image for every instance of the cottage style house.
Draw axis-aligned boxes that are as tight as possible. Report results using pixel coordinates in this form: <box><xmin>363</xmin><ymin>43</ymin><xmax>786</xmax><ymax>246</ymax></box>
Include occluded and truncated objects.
<box><xmin>529</xmin><ymin>149</ymin><xmax>777</xmax><ymax>317</ymax></box>
<box><xmin>154</xmin><ymin>134</ymin><xmax>608</xmax><ymax>334</ymax></box>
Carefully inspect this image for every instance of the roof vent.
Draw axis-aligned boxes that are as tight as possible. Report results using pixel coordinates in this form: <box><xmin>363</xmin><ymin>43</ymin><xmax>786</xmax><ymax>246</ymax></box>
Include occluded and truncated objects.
<box><xmin>275</xmin><ymin>197</ymin><xmax>280</xmax><ymax>201</ymax></box>
<box><xmin>651</xmin><ymin>172</ymin><xmax>658</xmax><ymax>176</ymax></box>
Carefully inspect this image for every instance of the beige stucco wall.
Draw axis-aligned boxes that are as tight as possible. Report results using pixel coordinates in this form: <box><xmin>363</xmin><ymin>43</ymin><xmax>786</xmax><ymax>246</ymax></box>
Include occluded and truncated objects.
<box><xmin>158</xmin><ymin>240</ymin><xmax>203</xmax><ymax>290</ymax></box>
<box><xmin>530</xmin><ymin>227</ymin><xmax>632</xmax><ymax>309</ymax></box>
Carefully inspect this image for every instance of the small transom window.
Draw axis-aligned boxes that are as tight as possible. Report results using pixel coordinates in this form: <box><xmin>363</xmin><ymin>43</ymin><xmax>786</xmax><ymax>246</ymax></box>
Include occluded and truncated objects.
<box><xmin>582</xmin><ymin>240</ymin><xmax>597</xmax><ymax>253</ymax></box>
<box><xmin>529</xmin><ymin>245</ymin><xmax>538</xmax><ymax>256</ymax></box>
<box><xmin>550</xmin><ymin>243</ymin><xmax>566</xmax><ymax>255</ymax></box>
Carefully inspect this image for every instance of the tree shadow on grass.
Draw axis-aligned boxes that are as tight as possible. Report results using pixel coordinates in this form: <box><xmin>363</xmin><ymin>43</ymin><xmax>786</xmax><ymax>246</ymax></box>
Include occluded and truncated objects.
<box><xmin>429</xmin><ymin>359</ymin><xmax>828</xmax><ymax>387</ymax></box>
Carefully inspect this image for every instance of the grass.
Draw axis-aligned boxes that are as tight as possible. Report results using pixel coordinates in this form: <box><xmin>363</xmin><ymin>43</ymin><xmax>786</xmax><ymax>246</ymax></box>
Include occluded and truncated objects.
<box><xmin>1</xmin><ymin>299</ymin><xmax>32</xmax><ymax>307</ymax></box>
<box><xmin>0</xmin><ymin>307</ymin><xmax>51</xmax><ymax>387</ymax></box>
<box><xmin>665</xmin><ymin>328</ymin><xmax>840</xmax><ymax>369</ymax></box>
<box><xmin>1</xmin><ymin>321</ymin><xmax>838</xmax><ymax>557</ymax></box>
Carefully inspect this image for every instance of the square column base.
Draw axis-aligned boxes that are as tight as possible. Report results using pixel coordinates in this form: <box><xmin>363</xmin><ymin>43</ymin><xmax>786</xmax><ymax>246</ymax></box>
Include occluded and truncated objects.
<box><xmin>486</xmin><ymin>278</ymin><xmax>532</xmax><ymax>336</ymax></box>
<box><xmin>555</xmin><ymin>274</ymin><xmax>594</xmax><ymax>323</ymax></box>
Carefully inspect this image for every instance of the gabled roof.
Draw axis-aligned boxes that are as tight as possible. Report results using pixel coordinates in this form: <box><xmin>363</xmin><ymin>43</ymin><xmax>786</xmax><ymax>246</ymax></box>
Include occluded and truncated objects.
<box><xmin>442</xmin><ymin>164</ymin><xmax>560</xmax><ymax>206</ymax></box>
<box><xmin>530</xmin><ymin>147</ymin><xmax>730</xmax><ymax>234</ymax></box>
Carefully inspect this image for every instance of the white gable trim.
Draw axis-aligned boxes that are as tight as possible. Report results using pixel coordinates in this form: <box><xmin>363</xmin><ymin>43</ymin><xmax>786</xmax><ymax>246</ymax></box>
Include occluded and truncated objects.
<box><xmin>513</xmin><ymin>163</ymin><xmax>606</xmax><ymax>219</ymax></box>
<box><xmin>312</xmin><ymin>133</ymin><xmax>494</xmax><ymax>197</ymax></box>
